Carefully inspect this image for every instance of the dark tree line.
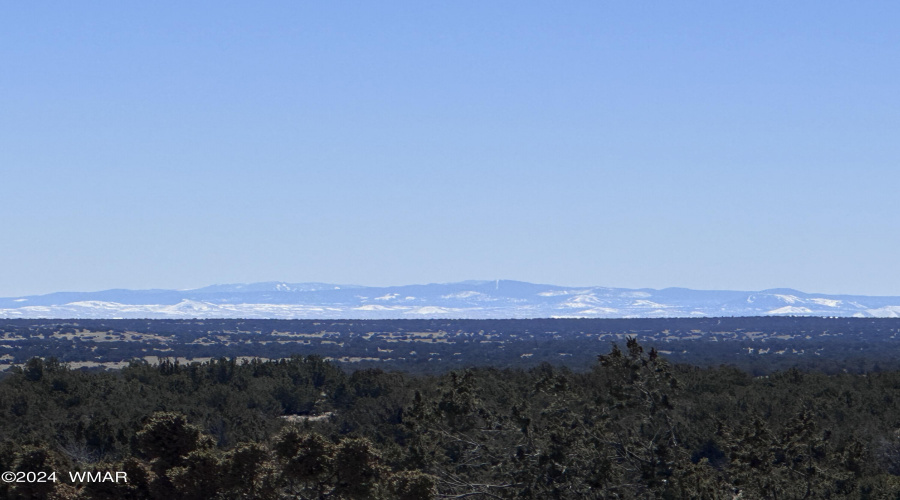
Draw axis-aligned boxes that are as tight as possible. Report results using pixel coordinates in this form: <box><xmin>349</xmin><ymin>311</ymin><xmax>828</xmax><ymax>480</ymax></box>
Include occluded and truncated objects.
<box><xmin>2</xmin><ymin>341</ymin><xmax>900</xmax><ymax>498</ymax></box>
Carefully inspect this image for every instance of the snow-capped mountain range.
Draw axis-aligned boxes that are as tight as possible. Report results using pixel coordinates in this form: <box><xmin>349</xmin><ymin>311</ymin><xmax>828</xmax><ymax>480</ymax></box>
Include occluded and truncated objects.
<box><xmin>2</xmin><ymin>281</ymin><xmax>900</xmax><ymax>319</ymax></box>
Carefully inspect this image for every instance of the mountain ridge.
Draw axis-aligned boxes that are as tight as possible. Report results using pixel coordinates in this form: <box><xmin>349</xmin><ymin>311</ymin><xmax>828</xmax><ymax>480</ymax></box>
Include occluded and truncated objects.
<box><xmin>2</xmin><ymin>281</ymin><xmax>899</xmax><ymax>319</ymax></box>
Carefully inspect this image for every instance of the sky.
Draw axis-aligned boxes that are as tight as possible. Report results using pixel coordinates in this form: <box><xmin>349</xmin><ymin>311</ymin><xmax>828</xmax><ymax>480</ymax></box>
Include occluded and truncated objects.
<box><xmin>2</xmin><ymin>2</ymin><xmax>899</xmax><ymax>297</ymax></box>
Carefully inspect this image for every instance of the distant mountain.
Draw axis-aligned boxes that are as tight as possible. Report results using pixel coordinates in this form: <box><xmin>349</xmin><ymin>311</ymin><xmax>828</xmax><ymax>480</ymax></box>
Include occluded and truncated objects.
<box><xmin>1</xmin><ymin>281</ymin><xmax>899</xmax><ymax>319</ymax></box>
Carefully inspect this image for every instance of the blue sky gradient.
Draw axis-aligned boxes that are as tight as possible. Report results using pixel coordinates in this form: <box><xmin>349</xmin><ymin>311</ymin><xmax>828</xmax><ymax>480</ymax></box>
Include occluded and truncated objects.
<box><xmin>2</xmin><ymin>2</ymin><xmax>899</xmax><ymax>296</ymax></box>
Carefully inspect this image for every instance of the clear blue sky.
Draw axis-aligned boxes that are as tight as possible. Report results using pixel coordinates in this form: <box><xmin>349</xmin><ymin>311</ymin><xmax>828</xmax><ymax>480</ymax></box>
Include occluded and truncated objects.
<box><xmin>2</xmin><ymin>2</ymin><xmax>899</xmax><ymax>297</ymax></box>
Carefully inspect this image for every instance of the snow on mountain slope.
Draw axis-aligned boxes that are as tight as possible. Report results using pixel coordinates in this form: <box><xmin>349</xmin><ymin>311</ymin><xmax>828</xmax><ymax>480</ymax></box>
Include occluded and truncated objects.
<box><xmin>767</xmin><ymin>306</ymin><xmax>814</xmax><ymax>315</ymax></box>
<box><xmin>1</xmin><ymin>281</ymin><xmax>900</xmax><ymax>319</ymax></box>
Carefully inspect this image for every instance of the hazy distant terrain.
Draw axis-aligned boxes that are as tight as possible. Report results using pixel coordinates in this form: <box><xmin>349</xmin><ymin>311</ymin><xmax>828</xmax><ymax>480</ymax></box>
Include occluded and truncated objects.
<box><xmin>3</xmin><ymin>280</ymin><xmax>900</xmax><ymax>319</ymax></box>
<box><xmin>3</xmin><ymin>317</ymin><xmax>900</xmax><ymax>375</ymax></box>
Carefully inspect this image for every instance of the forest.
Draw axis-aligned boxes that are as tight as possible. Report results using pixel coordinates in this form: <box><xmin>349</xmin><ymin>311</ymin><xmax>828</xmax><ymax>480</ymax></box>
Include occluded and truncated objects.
<box><xmin>3</xmin><ymin>337</ymin><xmax>900</xmax><ymax>499</ymax></box>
